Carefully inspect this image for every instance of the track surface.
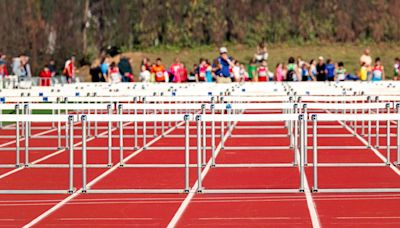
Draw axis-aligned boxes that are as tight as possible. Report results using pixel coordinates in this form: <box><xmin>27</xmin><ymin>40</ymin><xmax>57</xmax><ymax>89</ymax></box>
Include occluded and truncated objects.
<box><xmin>1</xmin><ymin>111</ymin><xmax>400</xmax><ymax>227</ymax></box>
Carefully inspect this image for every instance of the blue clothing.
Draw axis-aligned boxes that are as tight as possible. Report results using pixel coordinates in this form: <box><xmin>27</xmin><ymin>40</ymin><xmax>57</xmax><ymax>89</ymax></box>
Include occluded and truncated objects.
<box><xmin>205</xmin><ymin>70</ymin><xmax>213</xmax><ymax>82</ymax></box>
<box><xmin>326</xmin><ymin>64</ymin><xmax>335</xmax><ymax>78</ymax></box>
<box><xmin>100</xmin><ymin>63</ymin><xmax>109</xmax><ymax>75</ymax></box>
<box><xmin>213</xmin><ymin>56</ymin><xmax>232</xmax><ymax>77</ymax></box>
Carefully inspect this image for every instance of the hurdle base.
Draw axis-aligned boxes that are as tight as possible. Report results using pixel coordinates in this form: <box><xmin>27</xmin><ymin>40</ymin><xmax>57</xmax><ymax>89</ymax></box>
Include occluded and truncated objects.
<box><xmin>394</xmin><ymin>161</ymin><xmax>400</xmax><ymax>167</ymax></box>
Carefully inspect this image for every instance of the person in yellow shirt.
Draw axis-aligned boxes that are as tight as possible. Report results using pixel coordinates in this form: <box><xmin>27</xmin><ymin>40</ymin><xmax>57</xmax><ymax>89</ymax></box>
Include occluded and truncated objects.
<box><xmin>359</xmin><ymin>62</ymin><xmax>368</xmax><ymax>81</ymax></box>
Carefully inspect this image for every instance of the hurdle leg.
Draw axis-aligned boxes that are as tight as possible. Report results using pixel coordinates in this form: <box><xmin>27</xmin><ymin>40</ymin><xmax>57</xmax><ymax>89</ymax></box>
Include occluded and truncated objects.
<box><xmin>68</xmin><ymin>116</ymin><xmax>74</xmax><ymax>193</ymax></box>
<box><xmin>375</xmin><ymin>107</ymin><xmax>380</xmax><ymax>148</ymax></box>
<box><xmin>294</xmin><ymin>112</ymin><xmax>299</xmax><ymax>166</ymax></box>
<box><xmin>143</xmin><ymin>109</ymin><xmax>147</xmax><ymax>149</ymax></box>
<box><xmin>24</xmin><ymin>121</ymin><xmax>29</xmax><ymax>167</ymax></box>
<box><xmin>134</xmin><ymin>108</ymin><xmax>138</xmax><ymax>149</ymax></box>
<box><xmin>367</xmin><ymin>108</ymin><xmax>372</xmax><ymax>148</ymax></box>
<box><xmin>16</xmin><ymin>120</ymin><xmax>20</xmax><ymax>167</ymax></box>
<box><xmin>202</xmin><ymin>106</ymin><xmax>206</xmax><ymax>166</ymax></box>
<box><xmin>196</xmin><ymin>116</ymin><xmax>203</xmax><ymax>192</ymax></box>
<box><xmin>153</xmin><ymin>108</ymin><xmax>157</xmax><ymax>137</ymax></box>
<box><xmin>386</xmin><ymin>106</ymin><xmax>391</xmax><ymax>165</ymax></box>
<box><xmin>81</xmin><ymin>116</ymin><xmax>87</xmax><ymax>193</ymax></box>
<box><xmin>396</xmin><ymin>118</ymin><xmax>400</xmax><ymax>166</ymax></box>
<box><xmin>303</xmin><ymin>106</ymin><xmax>308</xmax><ymax>166</ymax></box>
<box><xmin>220</xmin><ymin>109</ymin><xmax>225</xmax><ymax>149</ymax></box>
<box><xmin>299</xmin><ymin>115</ymin><xmax>305</xmax><ymax>192</ymax></box>
<box><xmin>57</xmin><ymin>107</ymin><xmax>61</xmax><ymax>149</ymax></box>
<box><xmin>312</xmin><ymin>115</ymin><xmax>318</xmax><ymax>192</ymax></box>
<box><xmin>107</xmin><ymin>107</ymin><xmax>112</xmax><ymax>167</ymax></box>
<box><xmin>211</xmin><ymin>106</ymin><xmax>216</xmax><ymax>166</ymax></box>
<box><xmin>119</xmin><ymin>119</ymin><xmax>124</xmax><ymax>167</ymax></box>
<box><xmin>184</xmin><ymin>115</ymin><xmax>190</xmax><ymax>192</ymax></box>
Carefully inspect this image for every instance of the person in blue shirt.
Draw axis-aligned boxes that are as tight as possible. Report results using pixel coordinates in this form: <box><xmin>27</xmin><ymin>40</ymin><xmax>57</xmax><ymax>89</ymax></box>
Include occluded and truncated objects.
<box><xmin>212</xmin><ymin>47</ymin><xmax>235</xmax><ymax>83</ymax></box>
<box><xmin>325</xmin><ymin>59</ymin><xmax>336</xmax><ymax>81</ymax></box>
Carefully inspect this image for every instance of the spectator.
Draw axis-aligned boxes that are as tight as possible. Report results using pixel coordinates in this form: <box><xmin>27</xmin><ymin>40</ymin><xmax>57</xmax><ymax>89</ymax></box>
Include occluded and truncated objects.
<box><xmin>89</xmin><ymin>65</ymin><xmax>102</xmax><ymax>82</ymax></box>
<box><xmin>316</xmin><ymin>56</ymin><xmax>326</xmax><ymax>81</ymax></box>
<box><xmin>274</xmin><ymin>63</ymin><xmax>284</xmax><ymax>82</ymax></box>
<box><xmin>151</xmin><ymin>58</ymin><xmax>168</xmax><ymax>82</ymax></box>
<box><xmin>12</xmin><ymin>55</ymin><xmax>26</xmax><ymax>79</ymax></box>
<box><xmin>254</xmin><ymin>41</ymin><xmax>268</xmax><ymax>63</ymax></box>
<box><xmin>239</xmin><ymin>63</ymin><xmax>248</xmax><ymax>82</ymax></box>
<box><xmin>257</xmin><ymin>60</ymin><xmax>269</xmax><ymax>82</ymax></box>
<box><xmin>301</xmin><ymin>62</ymin><xmax>310</xmax><ymax>81</ymax></box>
<box><xmin>213</xmin><ymin>47</ymin><xmax>234</xmax><ymax>83</ymax></box>
<box><xmin>281</xmin><ymin>64</ymin><xmax>288</xmax><ymax>81</ymax></box>
<box><xmin>170</xmin><ymin>57</ymin><xmax>185</xmax><ymax>83</ymax></box>
<box><xmin>372</xmin><ymin>57</ymin><xmax>385</xmax><ymax>81</ymax></box>
<box><xmin>325</xmin><ymin>59</ymin><xmax>335</xmax><ymax>81</ymax></box>
<box><xmin>48</xmin><ymin>59</ymin><xmax>57</xmax><ymax>77</ymax></box>
<box><xmin>248</xmin><ymin>59</ymin><xmax>257</xmax><ymax>82</ymax></box>
<box><xmin>360</xmin><ymin>48</ymin><xmax>372</xmax><ymax>80</ymax></box>
<box><xmin>139</xmin><ymin>65</ymin><xmax>151</xmax><ymax>82</ymax></box>
<box><xmin>359</xmin><ymin>62</ymin><xmax>368</xmax><ymax>81</ymax></box>
<box><xmin>180</xmin><ymin>63</ymin><xmax>188</xmax><ymax>82</ymax></box>
<box><xmin>118</xmin><ymin>57</ymin><xmax>134</xmax><ymax>82</ymax></box>
<box><xmin>100</xmin><ymin>57</ymin><xmax>109</xmax><ymax>82</ymax></box>
<box><xmin>232</xmin><ymin>60</ymin><xmax>241</xmax><ymax>82</ymax></box>
<box><xmin>23</xmin><ymin>55</ymin><xmax>32</xmax><ymax>78</ymax></box>
<box><xmin>205</xmin><ymin>60</ymin><xmax>213</xmax><ymax>82</ymax></box>
<box><xmin>336</xmin><ymin>62</ymin><xmax>346</xmax><ymax>81</ymax></box>
<box><xmin>286</xmin><ymin>56</ymin><xmax>300</xmax><ymax>81</ymax></box>
<box><xmin>197</xmin><ymin>58</ymin><xmax>208</xmax><ymax>82</ymax></box>
<box><xmin>107</xmin><ymin>61</ymin><xmax>121</xmax><ymax>83</ymax></box>
<box><xmin>0</xmin><ymin>60</ymin><xmax>8</xmax><ymax>77</ymax></box>
<box><xmin>393</xmin><ymin>58</ymin><xmax>399</xmax><ymax>81</ymax></box>
<box><xmin>39</xmin><ymin>65</ymin><xmax>52</xmax><ymax>86</ymax></box>
<box><xmin>63</xmin><ymin>56</ymin><xmax>76</xmax><ymax>83</ymax></box>
<box><xmin>309</xmin><ymin>59</ymin><xmax>317</xmax><ymax>81</ymax></box>
<box><xmin>187</xmin><ymin>64</ymin><xmax>198</xmax><ymax>82</ymax></box>
<box><xmin>141</xmin><ymin>57</ymin><xmax>151</xmax><ymax>71</ymax></box>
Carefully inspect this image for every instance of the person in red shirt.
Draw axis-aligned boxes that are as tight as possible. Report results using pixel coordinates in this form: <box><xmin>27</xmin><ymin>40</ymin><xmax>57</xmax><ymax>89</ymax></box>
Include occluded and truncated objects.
<box><xmin>39</xmin><ymin>65</ymin><xmax>52</xmax><ymax>86</ymax></box>
<box><xmin>170</xmin><ymin>57</ymin><xmax>185</xmax><ymax>83</ymax></box>
<box><xmin>151</xmin><ymin>58</ymin><xmax>167</xmax><ymax>82</ymax></box>
<box><xmin>0</xmin><ymin>60</ymin><xmax>8</xmax><ymax>78</ymax></box>
<box><xmin>63</xmin><ymin>56</ymin><xmax>76</xmax><ymax>83</ymax></box>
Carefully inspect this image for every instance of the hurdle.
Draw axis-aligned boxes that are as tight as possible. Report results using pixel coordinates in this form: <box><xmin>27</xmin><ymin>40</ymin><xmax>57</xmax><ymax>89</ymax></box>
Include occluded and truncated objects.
<box><xmin>196</xmin><ymin>113</ymin><xmax>303</xmax><ymax>193</ymax></box>
<box><xmin>0</xmin><ymin>115</ymin><xmax>76</xmax><ymax>194</ymax></box>
<box><xmin>80</xmin><ymin>113</ymin><xmax>193</xmax><ymax>194</ymax></box>
<box><xmin>309</xmin><ymin>113</ymin><xmax>400</xmax><ymax>193</ymax></box>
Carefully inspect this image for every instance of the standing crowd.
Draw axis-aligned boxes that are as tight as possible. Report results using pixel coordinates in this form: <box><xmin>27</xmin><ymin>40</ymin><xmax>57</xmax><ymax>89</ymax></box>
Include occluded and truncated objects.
<box><xmin>0</xmin><ymin>53</ymin><xmax>76</xmax><ymax>86</ymax></box>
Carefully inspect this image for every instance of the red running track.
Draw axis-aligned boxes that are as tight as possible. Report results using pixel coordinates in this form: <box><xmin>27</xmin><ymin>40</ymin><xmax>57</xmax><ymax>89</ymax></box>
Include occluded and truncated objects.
<box><xmin>1</xmin><ymin>113</ymin><xmax>400</xmax><ymax>227</ymax></box>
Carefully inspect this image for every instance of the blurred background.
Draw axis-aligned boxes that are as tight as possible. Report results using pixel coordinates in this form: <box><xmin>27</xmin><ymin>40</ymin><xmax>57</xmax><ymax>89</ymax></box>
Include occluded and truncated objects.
<box><xmin>1</xmin><ymin>0</ymin><xmax>400</xmax><ymax>79</ymax></box>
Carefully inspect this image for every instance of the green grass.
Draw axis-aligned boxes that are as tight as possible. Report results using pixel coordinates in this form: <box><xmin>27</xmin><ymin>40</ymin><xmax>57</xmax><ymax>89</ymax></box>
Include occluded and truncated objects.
<box><xmin>90</xmin><ymin>42</ymin><xmax>400</xmax><ymax>81</ymax></box>
<box><xmin>1</xmin><ymin>109</ymin><xmax>55</xmax><ymax>126</ymax></box>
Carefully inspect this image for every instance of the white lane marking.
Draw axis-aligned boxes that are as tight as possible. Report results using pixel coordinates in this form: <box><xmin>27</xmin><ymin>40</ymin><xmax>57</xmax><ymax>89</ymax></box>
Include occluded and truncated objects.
<box><xmin>294</xmin><ymin>146</ymin><xmax>321</xmax><ymax>228</ymax></box>
<box><xmin>198</xmin><ymin>217</ymin><xmax>302</xmax><ymax>220</ymax></box>
<box><xmin>23</xmin><ymin>121</ymin><xmax>184</xmax><ymax>228</ymax></box>
<box><xmin>59</xmin><ymin>217</ymin><xmax>155</xmax><ymax>221</ymax></box>
<box><xmin>336</xmin><ymin>216</ymin><xmax>400</xmax><ymax>219</ymax></box>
